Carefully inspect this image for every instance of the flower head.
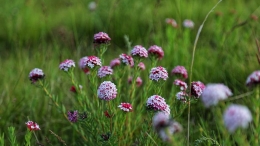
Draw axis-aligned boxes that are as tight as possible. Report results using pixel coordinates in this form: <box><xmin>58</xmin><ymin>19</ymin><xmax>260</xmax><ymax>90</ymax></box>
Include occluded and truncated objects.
<box><xmin>148</xmin><ymin>45</ymin><xmax>164</xmax><ymax>60</ymax></box>
<box><xmin>119</xmin><ymin>54</ymin><xmax>134</xmax><ymax>67</ymax></box>
<box><xmin>93</xmin><ymin>32</ymin><xmax>111</xmax><ymax>44</ymax></box>
<box><xmin>165</xmin><ymin>18</ymin><xmax>178</xmax><ymax>28</ymax></box>
<box><xmin>246</xmin><ymin>70</ymin><xmax>260</xmax><ymax>87</ymax></box>
<box><xmin>201</xmin><ymin>84</ymin><xmax>232</xmax><ymax>107</ymax></box>
<box><xmin>149</xmin><ymin>66</ymin><xmax>168</xmax><ymax>81</ymax></box>
<box><xmin>29</xmin><ymin>68</ymin><xmax>45</xmax><ymax>83</ymax></box>
<box><xmin>68</xmin><ymin>110</ymin><xmax>78</xmax><ymax>123</ymax></box>
<box><xmin>98</xmin><ymin>81</ymin><xmax>117</xmax><ymax>100</ymax></box>
<box><xmin>79</xmin><ymin>56</ymin><xmax>102</xmax><ymax>69</ymax></box>
<box><xmin>223</xmin><ymin>104</ymin><xmax>252</xmax><ymax>133</ymax></box>
<box><xmin>59</xmin><ymin>59</ymin><xmax>75</xmax><ymax>72</ymax></box>
<box><xmin>138</xmin><ymin>62</ymin><xmax>146</xmax><ymax>70</ymax></box>
<box><xmin>171</xmin><ymin>66</ymin><xmax>188</xmax><ymax>79</ymax></box>
<box><xmin>128</xmin><ymin>76</ymin><xmax>143</xmax><ymax>87</ymax></box>
<box><xmin>98</xmin><ymin>66</ymin><xmax>113</xmax><ymax>78</ymax></box>
<box><xmin>70</xmin><ymin>85</ymin><xmax>83</xmax><ymax>93</ymax></box>
<box><xmin>25</xmin><ymin>121</ymin><xmax>40</xmax><ymax>131</ymax></box>
<box><xmin>110</xmin><ymin>58</ymin><xmax>121</xmax><ymax>68</ymax></box>
<box><xmin>118</xmin><ymin>103</ymin><xmax>133</xmax><ymax>112</ymax></box>
<box><xmin>183</xmin><ymin>19</ymin><xmax>194</xmax><ymax>28</ymax></box>
<box><xmin>146</xmin><ymin>95</ymin><xmax>170</xmax><ymax>114</ymax></box>
<box><xmin>191</xmin><ymin>81</ymin><xmax>205</xmax><ymax>98</ymax></box>
<box><xmin>173</xmin><ymin>79</ymin><xmax>188</xmax><ymax>91</ymax></box>
<box><xmin>176</xmin><ymin>91</ymin><xmax>188</xmax><ymax>102</ymax></box>
<box><xmin>131</xmin><ymin>45</ymin><xmax>148</xmax><ymax>58</ymax></box>
<box><xmin>88</xmin><ymin>1</ymin><xmax>97</xmax><ymax>11</ymax></box>
<box><xmin>152</xmin><ymin>112</ymin><xmax>170</xmax><ymax>131</ymax></box>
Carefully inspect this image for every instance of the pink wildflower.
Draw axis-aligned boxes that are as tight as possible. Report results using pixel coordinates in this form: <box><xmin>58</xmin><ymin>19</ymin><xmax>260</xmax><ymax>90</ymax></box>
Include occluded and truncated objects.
<box><xmin>138</xmin><ymin>62</ymin><xmax>146</xmax><ymax>70</ymax></box>
<box><xmin>183</xmin><ymin>19</ymin><xmax>194</xmax><ymax>28</ymax></box>
<box><xmin>223</xmin><ymin>104</ymin><xmax>252</xmax><ymax>133</ymax></box>
<box><xmin>59</xmin><ymin>59</ymin><xmax>75</xmax><ymax>72</ymax></box>
<box><xmin>146</xmin><ymin>95</ymin><xmax>170</xmax><ymax>114</ymax></box>
<box><xmin>118</xmin><ymin>103</ymin><xmax>133</xmax><ymax>112</ymax></box>
<box><xmin>68</xmin><ymin>110</ymin><xmax>78</xmax><ymax>123</ymax></box>
<box><xmin>93</xmin><ymin>32</ymin><xmax>111</xmax><ymax>44</ymax></box>
<box><xmin>148</xmin><ymin>45</ymin><xmax>164</xmax><ymax>60</ymax></box>
<box><xmin>171</xmin><ymin>66</ymin><xmax>188</xmax><ymax>79</ymax></box>
<box><xmin>98</xmin><ymin>81</ymin><xmax>117</xmax><ymax>100</ymax></box>
<box><xmin>128</xmin><ymin>76</ymin><xmax>143</xmax><ymax>87</ymax></box>
<box><xmin>246</xmin><ymin>70</ymin><xmax>260</xmax><ymax>86</ymax></box>
<box><xmin>165</xmin><ymin>18</ymin><xmax>178</xmax><ymax>28</ymax></box>
<box><xmin>79</xmin><ymin>56</ymin><xmax>102</xmax><ymax>69</ymax></box>
<box><xmin>98</xmin><ymin>66</ymin><xmax>113</xmax><ymax>78</ymax></box>
<box><xmin>201</xmin><ymin>84</ymin><xmax>232</xmax><ymax>107</ymax></box>
<box><xmin>176</xmin><ymin>91</ymin><xmax>188</xmax><ymax>102</ymax></box>
<box><xmin>191</xmin><ymin>81</ymin><xmax>205</xmax><ymax>98</ymax></box>
<box><xmin>29</xmin><ymin>68</ymin><xmax>45</xmax><ymax>83</ymax></box>
<box><xmin>25</xmin><ymin>121</ymin><xmax>40</xmax><ymax>131</ymax></box>
<box><xmin>119</xmin><ymin>54</ymin><xmax>134</xmax><ymax>67</ymax></box>
<box><xmin>149</xmin><ymin>66</ymin><xmax>168</xmax><ymax>81</ymax></box>
<box><xmin>130</xmin><ymin>45</ymin><xmax>148</xmax><ymax>58</ymax></box>
<box><xmin>173</xmin><ymin>79</ymin><xmax>188</xmax><ymax>91</ymax></box>
<box><xmin>110</xmin><ymin>58</ymin><xmax>121</xmax><ymax>68</ymax></box>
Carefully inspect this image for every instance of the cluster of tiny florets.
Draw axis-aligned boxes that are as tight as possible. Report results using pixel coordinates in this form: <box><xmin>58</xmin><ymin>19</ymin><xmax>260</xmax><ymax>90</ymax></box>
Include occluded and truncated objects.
<box><xmin>246</xmin><ymin>70</ymin><xmax>260</xmax><ymax>87</ymax></box>
<box><xmin>174</xmin><ymin>79</ymin><xmax>188</xmax><ymax>91</ymax></box>
<box><xmin>98</xmin><ymin>81</ymin><xmax>117</xmax><ymax>100</ymax></box>
<box><xmin>146</xmin><ymin>95</ymin><xmax>170</xmax><ymax>114</ymax></box>
<box><xmin>183</xmin><ymin>19</ymin><xmax>194</xmax><ymax>28</ymax></box>
<box><xmin>25</xmin><ymin>121</ymin><xmax>40</xmax><ymax>131</ymax></box>
<box><xmin>148</xmin><ymin>45</ymin><xmax>164</xmax><ymax>60</ymax></box>
<box><xmin>110</xmin><ymin>58</ymin><xmax>121</xmax><ymax>68</ymax></box>
<box><xmin>191</xmin><ymin>81</ymin><xmax>205</xmax><ymax>98</ymax></box>
<box><xmin>118</xmin><ymin>103</ymin><xmax>133</xmax><ymax>112</ymax></box>
<box><xmin>98</xmin><ymin>66</ymin><xmax>113</xmax><ymax>78</ymax></box>
<box><xmin>128</xmin><ymin>76</ymin><xmax>143</xmax><ymax>87</ymax></box>
<box><xmin>176</xmin><ymin>91</ymin><xmax>188</xmax><ymax>102</ymax></box>
<box><xmin>68</xmin><ymin>110</ymin><xmax>78</xmax><ymax>123</ymax></box>
<box><xmin>165</xmin><ymin>18</ymin><xmax>178</xmax><ymax>28</ymax></box>
<box><xmin>93</xmin><ymin>32</ymin><xmax>111</xmax><ymax>44</ymax></box>
<box><xmin>79</xmin><ymin>56</ymin><xmax>102</xmax><ymax>69</ymax></box>
<box><xmin>59</xmin><ymin>59</ymin><xmax>75</xmax><ymax>71</ymax></box>
<box><xmin>29</xmin><ymin>68</ymin><xmax>45</xmax><ymax>83</ymax></box>
<box><xmin>149</xmin><ymin>66</ymin><xmax>168</xmax><ymax>81</ymax></box>
<box><xmin>171</xmin><ymin>66</ymin><xmax>188</xmax><ymax>79</ymax></box>
<box><xmin>119</xmin><ymin>54</ymin><xmax>134</xmax><ymax>67</ymax></box>
<box><xmin>131</xmin><ymin>45</ymin><xmax>148</xmax><ymax>58</ymax></box>
<box><xmin>138</xmin><ymin>62</ymin><xmax>146</xmax><ymax>70</ymax></box>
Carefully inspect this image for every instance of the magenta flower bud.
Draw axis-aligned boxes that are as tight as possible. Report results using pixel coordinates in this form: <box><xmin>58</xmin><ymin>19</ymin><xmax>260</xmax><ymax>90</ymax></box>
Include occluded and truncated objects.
<box><xmin>128</xmin><ymin>76</ymin><xmax>143</xmax><ymax>87</ymax></box>
<box><xmin>79</xmin><ymin>56</ymin><xmax>102</xmax><ymax>69</ymax></box>
<box><xmin>138</xmin><ymin>62</ymin><xmax>145</xmax><ymax>70</ymax></box>
<box><xmin>171</xmin><ymin>66</ymin><xmax>188</xmax><ymax>79</ymax></box>
<box><xmin>130</xmin><ymin>45</ymin><xmax>148</xmax><ymax>58</ymax></box>
<box><xmin>173</xmin><ymin>79</ymin><xmax>188</xmax><ymax>91</ymax></box>
<box><xmin>183</xmin><ymin>19</ymin><xmax>194</xmax><ymax>28</ymax></box>
<box><xmin>246</xmin><ymin>70</ymin><xmax>260</xmax><ymax>87</ymax></box>
<box><xmin>25</xmin><ymin>121</ymin><xmax>40</xmax><ymax>131</ymax></box>
<box><xmin>93</xmin><ymin>32</ymin><xmax>111</xmax><ymax>44</ymax></box>
<box><xmin>165</xmin><ymin>18</ymin><xmax>178</xmax><ymax>28</ymax></box>
<box><xmin>201</xmin><ymin>84</ymin><xmax>232</xmax><ymax>107</ymax></box>
<box><xmin>67</xmin><ymin>110</ymin><xmax>78</xmax><ymax>123</ymax></box>
<box><xmin>149</xmin><ymin>66</ymin><xmax>168</xmax><ymax>81</ymax></box>
<box><xmin>98</xmin><ymin>66</ymin><xmax>113</xmax><ymax>78</ymax></box>
<box><xmin>148</xmin><ymin>45</ymin><xmax>164</xmax><ymax>60</ymax></box>
<box><xmin>119</xmin><ymin>54</ymin><xmax>134</xmax><ymax>67</ymax></box>
<box><xmin>29</xmin><ymin>68</ymin><xmax>45</xmax><ymax>83</ymax></box>
<box><xmin>118</xmin><ymin>103</ymin><xmax>133</xmax><ymax>112</ymax></box>
<box><xmin>59</xmin><ymin>59</ymin><xmax>75</xmax><ymax>72</ymax></box>
<box><xmin>110</xmin><ymin>58</ymin><xmax>121</xmax><ymax>68</ymax></box>
<box><xmin>98</xmin><ymin>81</ymin><xmax>117</xmax><ymax>101</ymax></box>
<box><xmin>146</xmin><ymin>95</ymin><xmax>170</xmax><ymax>114</ymax></box>
<box><xmin>223</xmin><ymin>104</ymin><xmax>252</xmax><ymax>133</ymax></box>
<box><xmin>191</xmin><ymin>81</ymin><xmax>205</xmax><ymax>98</ymax></box>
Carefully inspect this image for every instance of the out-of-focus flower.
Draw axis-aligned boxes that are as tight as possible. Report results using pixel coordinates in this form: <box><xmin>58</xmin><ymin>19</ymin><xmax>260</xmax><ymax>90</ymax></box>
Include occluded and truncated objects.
<box><xmin>104</xmin><ymin>110</ymin><xmax>112</xmax><ymax>118</ymax></box>
<box><xmin>130</xmin><ymin>45</ymin><xmax>148</xmax><ymax>58</ymax></box>
<box><xmin>98</xmin><ymin>81</ymin><xmax>117</xmax><ymax>100</ymax></box>
<box><xmin>171</xmin><ymin>66</ymin><xmax>188</xmax><ymax>79</ymax></box>
<box><xmin>119</xmin><ymin>54</ymin><xmax>134</xmax><ymax>67</ymax></box>
<box><xmin>29</xmin><ymin>68</ymin><xmax>45</xmax><ymax>83</ymax></box>
<box><xmin>68</xmin><ymin>110</ymin><xmax>78</xmax><ymax>123</ymax></box>
<box><xmin>83</xmin><ymin>68</ymin><xmax>90</xmax><ymax>74</ymax></box>
<box><xmin>100</xmin><ymin>133</ymin><xmax>110</xmax><ymax>141</ymax></box>
<box><xmin>146</xmin><ymin>95</ymin><xmax>170</xmax><ymax>114</ymax></box>
<box><xmin>149</xmin><ymin>66</ymin><xmax>168</xmax><ymax>81</ymax></box>
<box><xmin>79</xmin><ymin>56</ymin><xmax>102</xmax><ymax>69</ymax></box>
<box><xmin>173</xmin><ymin>79</ymin><xmax>188</xmax><ymax>91</ymax></box>
<box><xmin>88</xmin><ymin>1</ymin><xmax>97</xmax><ymax>11</ymax></box>
<box><xmin>176</xmin><ymin>91</ymin><xmax>188</xmax><ymax>102</ymax></box>
<box><xmin>110</xmin><ymin>58</ymin><xmax>121</xmax><ymax>68</ymax></box>
<box><xmin>98</xmin><ymin>66</ymin><xmax>113</xmax><ymax>78</ymax></box>
<box><xmin>138</xmin><ymin>62</ymin><xmax>145</xmax><ymax>70</ymax></box>
<box><xmin>59</xmin><ymin>59</ymin><xmax>75</xmax><ymax>72</ymax></box>
<box><xmin>191</xmin><ymin>81</ymin><xmax>205</xmax><ymax>98</ymax></box>
<box><xmin>70</xmin><ymin>85</ymin><xmax>83</xmax><ymax>93</ymax></box>
<box><xmin>201</xmin><ymin>84</ymin><xmax>232</xmax><ymax>107</ymax></box>
<box><xmin>251</xmin><ymin>14</ymin><xmax>258</xmax><ymax>21</ymax></box>
<box><xmin>152</xmin><ymin>112</ymin><xmax>170</xmax><ymax>131</ymax></box>
<box><xmin>118</xmin><ymin>103</ymin><xmax>133</xmax><ymax>112</ymax></box>
<box><xmin>93</xmin><ymin>32</ymin><xmax>111</xmax><ymax>44</ymax></box>
<box><xmin>128</xmin><ymin>76</ymin><xmax>143</xmax><ymax>87</ymax></box>
<box><xmin>223</xmin><ymin>104</ymin><xmax>252</xmax><ymax>133</ymax></box>
<box><xmin>148</xmin><ymin>45</ymin><xmax>164</xmax><ymax>60</ymax></box>
<box><xmin>183</xmin><ymin>19</ymin><xmax>194</xmax><ymax>28</ymax></box>
<box><xmin>165</xmin><ymin>18</ymin><xmax>178</xmax><ymax>28</ymax></box>
<box><xmin>246</xmin><ymin>70</ymin><xmax>260</xmax><ymax>87</ymax></box>
<box><xmin>25</xmin><ymin>121</ymin><xmax>40</xmax><ymax>131</ymax></box>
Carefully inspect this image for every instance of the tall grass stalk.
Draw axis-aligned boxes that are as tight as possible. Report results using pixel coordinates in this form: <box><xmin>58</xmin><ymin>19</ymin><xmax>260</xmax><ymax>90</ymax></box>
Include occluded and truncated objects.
<box><xmin>187</xmin><ymin>0</ymin><xmax>222</xmax><ymax>145</ymax></box>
